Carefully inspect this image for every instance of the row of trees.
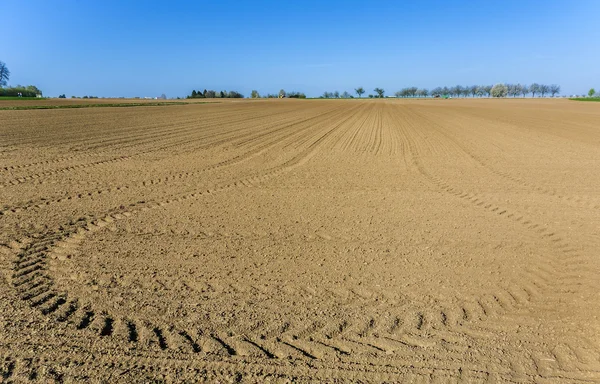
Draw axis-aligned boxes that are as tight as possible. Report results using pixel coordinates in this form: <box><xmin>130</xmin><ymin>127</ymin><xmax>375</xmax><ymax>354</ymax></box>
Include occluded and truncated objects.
<box><xmin>250</xmin><ymin>90</ymin><xmax>306</xmax><ymax>98</ymax></box>
<box><xmin>188</xmin><ymin>89</ymin><xmax>244</xmax><ymax>99</ymax></box>
<box><xmin>391</xmin><ymin>84</ymin><xmax>561</xmax><ymax>98</ymax></box>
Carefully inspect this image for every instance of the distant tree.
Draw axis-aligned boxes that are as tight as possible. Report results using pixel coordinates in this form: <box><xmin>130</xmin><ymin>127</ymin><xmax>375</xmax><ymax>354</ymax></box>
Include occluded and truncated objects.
<box><xmin>482</xmin><ymin>85</ymin><xmax>493</xmax><ymax>97</ymax></box>
<box><xmin>589</xmin><ymin>88</ymin><xmax>596</xmax><ymax>97</ymax></box>
<box><xmin>203</xmin><ymin>89</ymin><xmax>208</xmax><ymax>97</ymax></box>
<box><xmin>475</xmin><ymin>87</ymin><xmax>485</xmax><ymax>97</ymax></box>
<box><xmin>341</xmin><ymin>91</ymin><xmax>351</xmax><ymax>98</ymax></box>
<box><xmin>191</xmin><ymin>90</ymin><xmax>197</xmax><ymax>98</ymax></box>
<box><xmin>452</xmin><ymin>85</ymin><xmax>463</xmax><ymax>97</ymax></box>
<box><xmin>279</xmin><ymin>89</ymin><xmax>286</xmax><ymax>98</ymax></box>
<box><xmin>539</xmin><ymin>84</ymin><xmax>549</xmax><ymax>97</ymax></box>
<box><xmin>462</xmin><ymin>86</ymin><xmax>470</xmax><ymax>98</ymax></box>
<box><xmin>394</xmin><ymin>91</ymin><xmax>402</xmax><ymax>98</ymax></box>
<box><xmin>355</xmin><ymin>87</ymin><xmax>365</xmax><ymax>98</ymax></box>
<box><xmin>0</xmin><ymin>61</ymin><xmax>9</xmax><ymax>87</ymax></box>
<box><xmin>431</xmin><ymin>87</ymin><xmax>443</xmax><ymax>97</ymax></box>
<box><xmin>287</xmin><ymin>91</ymin><xmax>306</xmax><ymax>98</ymax></box>
<box><xmin>442</xmin><ymin>86</ymin><xmax>450</xmax><ymax>96</ymax></box>
<box><xmin>333</xmin><ymin>91</ymin><xmax>340</xmax><ymax>98</ymax></box>
<box><xmin>417</xmin><ymin>88</ymin><xmax>429</xmax><ymax>97</ymax></box>
<box><xmin>469</xmin><ymin>85</ymin><xmax>478</xmax><ymax>97</ymax></box>
<box><xmin>251</xmin><ymin>90</ymin><xmax>260</xmax><ymax>98</ymax></box>
<box><xmin>549</xmin><ymin>84</ymin><xmax>560</xmax><ymax>97</ymax></box>
<box><xmin>58</xmin><ymin>94</ymin><xmax>66</xmax><ymax>98</ymax></box>
<box><xmin>491</xmin><ymin>83</ymin><xmax>508</xmax><ymax>97</ymax></box>
<box><xmin>529</xmin><ymin>83</ymin><xmax>540</xmax><ymax>97</ymax></box>
<box><xmin>521</xmin><ymin>84</ymin><xmax>529</xmax><ymax>97</ymax></box>
<box><xmin>374</xmin><ymin>88</ymin><xmax>385</xmax><ymax>98</ymax></box>
<box><xmin>228</xmin><ymin>91</ymin><xmax>244</xmax><ymax>98</ymax></box>
<box><xmin>205</xmin><ymin>90</ymin><xmax>216</xmax><ymax>98</ymax></box>
<box><xmin>368</xmin><ymin>94</ymin><xmax>374</xmax><ymax>98</ymax></box>
<box><xmin>507</xmin><ymin>84</ymin><xmax>522</xmax><ymax>97</ymax></box>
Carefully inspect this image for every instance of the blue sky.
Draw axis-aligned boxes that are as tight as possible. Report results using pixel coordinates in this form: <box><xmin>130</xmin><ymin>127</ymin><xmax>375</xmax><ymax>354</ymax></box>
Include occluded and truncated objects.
<box><xmin>3</xmin><ymin>1</ymin><xmax>599</xmax><ymax>97</ymax></box>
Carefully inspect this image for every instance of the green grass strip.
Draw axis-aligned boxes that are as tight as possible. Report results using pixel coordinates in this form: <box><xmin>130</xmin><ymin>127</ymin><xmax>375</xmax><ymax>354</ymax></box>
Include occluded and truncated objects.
<box><xmin>569</xmin><ymin>97</ymin><xmax>600</xmax><ymax>102</ymax></box>
<box><xmin>0</xmin><ymin>97</ymin><xmax>48</xmax><ymax>101</ymax></box>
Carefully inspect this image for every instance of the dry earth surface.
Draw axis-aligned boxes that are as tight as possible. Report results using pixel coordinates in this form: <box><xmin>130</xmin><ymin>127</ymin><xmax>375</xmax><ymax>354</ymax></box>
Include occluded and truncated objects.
<box><xmin>0</xmin><ymin>99</ymin><xmax>599</xmax><ymax>383</ymax></box>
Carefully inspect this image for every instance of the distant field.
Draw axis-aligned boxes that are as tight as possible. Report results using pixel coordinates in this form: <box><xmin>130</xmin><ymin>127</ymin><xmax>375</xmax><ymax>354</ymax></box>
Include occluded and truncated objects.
<box><xmin>0</xmin><ymin>96</ymin><xmax>48</xmax><ymax>101</ymax></box>
<box><xmin>0</xmin><ymin>101</ymin><xmax>194</xmax><ymax>110</ymax></box>
<box><xmin>1</xmin><ymin>99</ymin><xmax>599</xmax><ymax>382</ymax></box>
<box><xmin>0</xmin><ymin>97</ymin><xmax>216</xmax><ymax>108</ymax></box>
<box><xmin>570</xmin><ymin>97</ymin><xmax>600</xmax><ymax>102</ymax></box>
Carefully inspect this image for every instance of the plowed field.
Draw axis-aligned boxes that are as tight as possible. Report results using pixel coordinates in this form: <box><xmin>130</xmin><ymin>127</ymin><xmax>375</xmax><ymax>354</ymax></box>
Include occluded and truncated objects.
<box><xmin>1</xmin><ymin>99</ymin><xmax>599</xmax><ymax>382</ymax></box>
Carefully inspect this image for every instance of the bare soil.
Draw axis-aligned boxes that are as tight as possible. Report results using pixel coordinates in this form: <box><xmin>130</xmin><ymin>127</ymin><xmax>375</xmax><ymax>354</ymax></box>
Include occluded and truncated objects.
<box><xmin>1</xmin><ymin>99</ymin><xmax>599</xmax><ymax>382</ymax></box>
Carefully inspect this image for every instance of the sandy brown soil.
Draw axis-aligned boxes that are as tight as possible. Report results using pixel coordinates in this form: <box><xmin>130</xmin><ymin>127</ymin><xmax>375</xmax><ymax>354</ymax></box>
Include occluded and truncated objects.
<box><xmin>1</xmin><ymin>99</ymin><xmax>599</xmax><ymax>382</ymax></box>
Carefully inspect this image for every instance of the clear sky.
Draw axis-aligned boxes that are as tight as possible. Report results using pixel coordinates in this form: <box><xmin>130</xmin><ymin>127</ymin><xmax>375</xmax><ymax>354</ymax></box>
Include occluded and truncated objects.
<box><xmin>3</xmin><ymin>1</ymin><xmax>599</xmax><ymax>98</ymax></box>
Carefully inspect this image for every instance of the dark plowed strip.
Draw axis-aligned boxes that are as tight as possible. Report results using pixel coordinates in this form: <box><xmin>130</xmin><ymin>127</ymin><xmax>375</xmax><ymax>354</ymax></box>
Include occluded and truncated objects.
<box><xmin>316</xmin><ymin>340</ymin><xmax>350</xmax><ymax>356</ymax></box>
<box><xmin>30</xmin><ymin>292</ymin><xmax>55</xmax><ymax>307</ymax></box>
<box><xmin>153</xmin><ymin>328</ymin><xmax>168</xmax><ymax>350</ymax></box>
<box><xmin>100</xmin><ymin>317</ymin><xmax>114</xmax><ymax>336</ymax></box>
<box><xmin>12</xmin><ymin>264</ymin><xmax>43</xmax><ymax>278</ymax></box>
<box><xmin>12</xmin><ymin>272</ymin><xmax>44</xmax><ymax>287</ymax></box>
<box><xmin>21</xmin><ymin>284</ymin><xmax>52</xmax><ymax>301</ymax></box>
<box><xmin>56</xmin><ymin>301</ymin><xmax>79</xmax><ymax>322</ymax></box>
<box><xmin>16</xmin><ymin>277</ymin><xmax>49</xmax><ymax>292</ymax></box>
<box><xmin>1</xmin><ymin>361</ymin><xmax>15</xmax><ymax>379</ymax></box>
<box><xmin>212</xmin><ymin>336</ymin><xmax>236</xmax><ymax>356</ymax></box>
<box><xmin>127</xmin><ymin>321</ymin><xmax>138</xmax><ymax>342</ymax></box>
<box><xmin>179</xmin><ymin>331</ymin><xmax>201</xmax><ymax>353</ymax></box>
<box><xmin>280</xmin><ymin>341</ymin><xmax>317</xmax><ymax>359</ymax></box>
<box><xmin>77</xmin><ymin>311</ymin><xmax>95</xmax><ymax>329</ymax></box>
<box><xmin>244</xmin><ymin>338</ymin><xmax>276</xmax><ymax>358</ymax></box>
<box><xmin>41</xmin><ymin>296</ymin><xmax>67</xmax><ymax>315</ymax></box>
<box><xmin>15</xmin><ymin>257</ymin><xmax>45</xmax><ymax>269</ymax></box>
<box><xmin>416</xmin><ymin>313</ymin><xmax>425</xmax><ymax>330</ymax></box>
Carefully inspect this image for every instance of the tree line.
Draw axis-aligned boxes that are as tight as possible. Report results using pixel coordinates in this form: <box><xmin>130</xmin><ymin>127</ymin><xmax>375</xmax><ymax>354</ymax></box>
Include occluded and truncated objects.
<box><xmin>250</xmin><ymin>90</ymin><xmax>306</xmax><ymax>98</ymax></box>
<box><xmin>188</xmin><ymin>89</ymin><xmax>244</xmax><ymax>99</ymax></box>
<box><xmin>390</xmin><ymin>84</ymin><xmax>561</xmax><ymax>98</ymax></box>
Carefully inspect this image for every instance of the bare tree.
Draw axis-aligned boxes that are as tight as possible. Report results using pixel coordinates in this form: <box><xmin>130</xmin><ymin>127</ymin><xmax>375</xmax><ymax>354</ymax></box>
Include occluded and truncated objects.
<box><xmin>355</xmin><ymin>87</ymin><xmax>365</xmax><ymax>98</ymax></box>
<box><xmin>539</xmin><ymin>84</ymin><xmax>550</xmax><ymax>97</ymax></box>
<box><xmin>529</xmin><ymin>83</ymin><xmax>540</xmax><ymax>97</ymax></box>
<box><xmin>452</xmin><ymin>85</ymin><xmax>463</xmax><ymax>97</ymax></box>
<box><xmin>481</xmin><ymin>85</ymin><xmax>493</xmax><ymax>97</ymax></box>
<box><xmin>417</xmin><ymin>88</ymin><xmax>429</xmax><ymax>97</ymax></box>
<box><xmin>508</xmin><ymin>84</ymin><xmax>522</xmax><ymax>97</ymax></box>
<box><xmin>549</xmin><ymin>84</ymin><xmax>560</xmax><ymax>97</ymax></box>
<box><xmin>521</xmin><ymin>84</ymin><xmax>529</xmax><ymax>97</ymax></box>
<box><xmin>469</xmin><ymin>85</ymin><xmax>478</xmax><ymax>97</ymax></box>
<box><xmin>431</xmin><ymin>87</ymin><xmax>443</xmax><ymax>97</ymax></box>
<box><xmin>0</xmin><ymin>61</ymin><xmax>9</xmax><ymax>87</ymax></box>
<box><xmin>394</xmin><ymin>91</ymin><xmax>402</xmax><ymax>98</ymax></box>
<box><xmin>374</xmin><ymin>88</ymin><xmax>385</xmax><ymax>98</ymax></box>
